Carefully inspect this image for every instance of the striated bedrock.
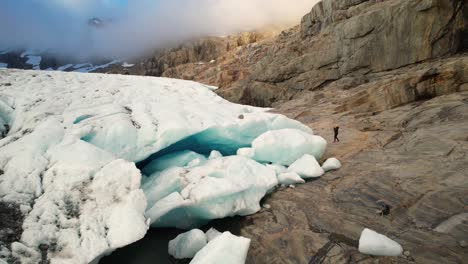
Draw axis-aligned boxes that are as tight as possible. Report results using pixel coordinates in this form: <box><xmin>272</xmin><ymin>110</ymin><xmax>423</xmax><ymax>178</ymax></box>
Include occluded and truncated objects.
<box><xmin>0</xmin><ymin>69</ymin><xmax>320</xmax><ymax>263</ymax></box>
<box><xmin>216</xmin><ymin>0</ymin><xmax>467</xmax><ymax>106</ymax></box>
<box><xmin>235</xmin><ymin>87</ymin><xmax>468</xmax><ymax>264</ymax></box>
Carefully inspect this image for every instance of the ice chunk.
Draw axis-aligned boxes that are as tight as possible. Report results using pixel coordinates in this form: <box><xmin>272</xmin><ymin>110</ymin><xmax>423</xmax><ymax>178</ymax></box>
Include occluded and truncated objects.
<box><xmin>142</xmin><ymin>167</ymin><xmax>188</xmax><ymax>206</ymax></box>
<box><xmin>322</xmin><ymin>158</ymin><xmax>342</xmax><ymax>171</ymax></box>
<box><xmin>206</xmin><ymin>228</ymin><xmax>222</xmax><ymax>242</ymax></box>
<box><xmin>146</xmin><ymin>156</ymin><xmax>278</xmax><ymax>229</ymax></box>
<box><xmin>266</xmin><ymin>164</ymin><xmax>287</xmax><ymax>175</ymax></box>
<box><xmin>142</xmin><ymin>150</ymin><xmax>207</xmax><ymax>175</ymax></box>
<box><xmin>252</xmin><ymin>129</ymin><xmax>327</xmax><ymax>165</ymax></box>
<box><xmin>359</xmin><ymin>228</ymin><xmax>403</xmax><ymax>256</ymax></box>
<box><xmin>288</xmin><ymin>154</ymin><xmax>325</xmax><ymax>179</ymax></box>
<box><xmin>168</xmin><ymin>229</ymin><xmax>207</xmax><ymax>259</ymax></box>
<box><xmin>208</xmin><ymin>150</ymin><xmax>223</xmax><ymax>160</ymax></box>
<box><xmin>237</xmin><ymin>147</ymin><xmax>255</xmax><ymax>158</ymax></box>
<box><xmin>190</xmin><ymin>232</ymin><xmax>250</xmax><ymax>264</ymax></box>
<box><xmin>277</xmin><ymin>172</ymin><xmax>306</xmax><ymax>185</ymax></box>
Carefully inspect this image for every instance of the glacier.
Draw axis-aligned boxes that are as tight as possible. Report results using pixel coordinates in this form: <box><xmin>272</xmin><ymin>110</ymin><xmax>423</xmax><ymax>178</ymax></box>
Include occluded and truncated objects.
<box><xmin>0</xmin><ymin>68</ymin><xmax>332</xmax><ymax>263</ymax></box>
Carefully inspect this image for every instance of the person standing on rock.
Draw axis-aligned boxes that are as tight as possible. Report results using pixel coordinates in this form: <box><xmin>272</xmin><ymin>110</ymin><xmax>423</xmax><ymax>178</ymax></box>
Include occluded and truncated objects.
<box><xmin>333</xmin><ymin>126</ymin><xmax>340</xmax><ymax>143</ymax></box>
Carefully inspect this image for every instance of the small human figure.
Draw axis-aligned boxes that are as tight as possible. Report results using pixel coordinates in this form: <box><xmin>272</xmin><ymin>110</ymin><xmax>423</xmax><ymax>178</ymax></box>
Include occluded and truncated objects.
<box><xmin>333</xmin><ymin>126</ymin><xmax>340</xmax><ymax>143</ymax></box>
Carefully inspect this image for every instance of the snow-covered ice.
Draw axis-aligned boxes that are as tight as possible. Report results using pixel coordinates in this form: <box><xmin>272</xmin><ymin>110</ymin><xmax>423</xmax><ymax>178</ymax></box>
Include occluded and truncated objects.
<box><xmin>322</xmin><ymin>157</ymin><xmax>342</xmax><ymax>171</ymax></box>
<box><xmin>168</xmin><ymin>229</ymin><xmax>207</xmax><ymax>259</ymax></box>
<box><xmin>20</xmin><ymin>50</ymin><xmax>42</xmax><ymax>70</ymax></box>
<box><xmin>57</xmin><ymin>64</ymin><xmax>73</xmax><ymax>71</ymax></box>
<box><xmin>252</xmin><ymin>128</ymin><xmax>326</xmax><ymax>165</ymax></box>
<box><xmin>74</xmin><ymin>60</ymin><xmax>120</xmax><ymax>73</ymax></box>
<box><xmin>359</xmin><ymin>228</ymin><xmax>403</xmax><ymax>256</ymax></box>
<box><xmin>0</xmin><ymin>68</ymin><xmax>318</xmax><ymax>263</ymax></box>
<box><xmin>277</xmin><ymin>172</ymin><xmax>306</xmax><ymax>185</ymax></box>
<box><xmin>190</xmin><ymin>232</ymin><xmax>250</xmax><ymax>264</ymax></box>
<box><xmin>288</xmin><ymin>154</ymin><xmax>325</xmax><ymax>179</ymax></box>
<box><xmin>122</xmin><ymin>62</ymin><xmax>135</xmax><ymax>68</ymax></box>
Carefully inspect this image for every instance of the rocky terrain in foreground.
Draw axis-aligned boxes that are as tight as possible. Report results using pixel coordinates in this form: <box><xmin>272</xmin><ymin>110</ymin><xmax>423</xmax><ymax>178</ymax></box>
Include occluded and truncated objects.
<box><xmin>222</xmin><ymin>0</ymin><xmax>468</xmax><ymax>263</ymax></box>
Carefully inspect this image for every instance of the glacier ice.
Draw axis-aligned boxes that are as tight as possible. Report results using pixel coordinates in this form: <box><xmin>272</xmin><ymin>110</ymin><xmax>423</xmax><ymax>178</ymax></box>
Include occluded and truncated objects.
<box><xmin>205</xmin><ymin>228</ymin><xmax>222</xmax><ymax>242</ymax></box>
<box><xmin>322</xmin><ymin>157</ymin><xmax>342</xmax><ymax>171</ymax></box>
<box><xmin>288</xmin><ymin>154</ymin><xmax>325</xmax><ymax>179</ymax></box>
<box><xmin>277</xmin><ymin>172</ymin><xmax>306</xmax><ymax>185</ymax></box>
<box><xmin>146</xmin><ymin>156</ymin><xmax>278</xmax><ymax>229</ymax></box>
<box><xmin>359</xmin><ymin>228</ymin><xmax>403</xmax><ymax>256</ymax></box>
<box><xmin>252</xmin><ymin>129</ymin><xmax>327</xmax><ymax>165</ymax></box>
<box><xmin>142</xmin><ymin>167</ymin><xmax>188</xmax><ymax>208</ymax></box>
<box><xmin>142</xmin><ymin>150</ymin><xmax>207</xmax><ymax>175</ymax></box>
<box><xmin>236</xmin><ymin>147</ymin><xmax>255</xmax><ymax>158</ymax></box>
<box><xmin>266</xmin><ymin>164</ymin><xmax>287</xmax><ymax>175</ymax></box>
<box><xmin>208</xmin><ymin>150</ymin><xmax>223</xmax><ymax>160</ymax></box>
<box><xmin>190</xmin><ymin>232</ymin><xmax>250</xmax><ymax>264</ymax></box>
<box><xmin>168</xmin><ymin>229</ymin><xmax>207</xmax><ymax>259</ymax></box>
<box><xmin>0</xmin><ymin>69</ymin><xmax>328</xmax><ymax>263</ymax></box>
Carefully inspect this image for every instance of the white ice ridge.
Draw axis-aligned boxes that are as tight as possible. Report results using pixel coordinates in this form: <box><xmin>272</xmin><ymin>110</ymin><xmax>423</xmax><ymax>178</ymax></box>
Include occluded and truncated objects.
<box><xmin>0</xmin><ymin>69</ymin><xmax>320</xmax><ymax>263</ymax></box>
<box><xmin>359</xmin><ymin>228</ymin><xmax>403</xmax><ymax>256</ymax></box>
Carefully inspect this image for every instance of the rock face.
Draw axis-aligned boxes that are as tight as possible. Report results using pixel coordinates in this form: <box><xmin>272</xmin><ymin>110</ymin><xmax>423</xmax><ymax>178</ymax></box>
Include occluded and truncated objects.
<box><xmin>97</xmin><ymin>31</ymin><xmax>277</xmax><ymax>79</ymax></box>
<box><xmin>226</xmin><ymin>0</ymin><xmax>467</xmax><ymax>106</ymax></box>
<box><xmin>236</xmin><ymin>89</ymin><xmax>468</xmax><ymax>264</ymax></box>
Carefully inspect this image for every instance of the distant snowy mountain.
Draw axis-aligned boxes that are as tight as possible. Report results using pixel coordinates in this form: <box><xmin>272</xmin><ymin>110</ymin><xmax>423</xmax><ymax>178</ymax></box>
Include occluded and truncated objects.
<box><xmin>0</xmin><ymin>48</ymin><xmax>134</xmax><ymax>73</ymax></box>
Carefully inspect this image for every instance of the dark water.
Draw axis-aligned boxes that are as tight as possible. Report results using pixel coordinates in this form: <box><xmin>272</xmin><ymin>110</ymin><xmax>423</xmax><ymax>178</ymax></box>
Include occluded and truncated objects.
<box><xmin>100</xmin><ymin>216</ymin><xmax>246</xmax><ymax>264</ymax></box>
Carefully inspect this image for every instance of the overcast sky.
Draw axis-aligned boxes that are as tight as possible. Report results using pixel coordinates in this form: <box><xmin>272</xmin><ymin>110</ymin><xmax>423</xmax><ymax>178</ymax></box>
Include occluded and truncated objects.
<box><xmin>0</xmin><ymin>0</ymin><xmax>318</xmax><ymax>60</ymax></box>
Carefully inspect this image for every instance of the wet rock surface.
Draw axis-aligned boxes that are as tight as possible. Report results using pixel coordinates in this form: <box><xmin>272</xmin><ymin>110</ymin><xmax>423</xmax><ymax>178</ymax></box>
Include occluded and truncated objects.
<box><xmin>235</xmin><ymin>90</ymin><xmax>468</xmax><ymax>263</ymax></box>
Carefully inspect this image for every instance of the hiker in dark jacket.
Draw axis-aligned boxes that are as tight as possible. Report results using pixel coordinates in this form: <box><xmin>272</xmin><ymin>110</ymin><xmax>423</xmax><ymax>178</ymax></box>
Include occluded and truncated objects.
<box><xmin>333</xmin><ymin>126</ymin><xmax>340</xmax><ymax>142</ymax></box>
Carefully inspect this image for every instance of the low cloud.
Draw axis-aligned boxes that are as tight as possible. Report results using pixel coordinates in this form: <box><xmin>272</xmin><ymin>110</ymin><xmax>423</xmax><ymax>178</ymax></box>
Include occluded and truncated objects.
<box><xmin>0</xmin><ymin>0</ymin><xmax>318</xmax><ymax>60</ymax></box>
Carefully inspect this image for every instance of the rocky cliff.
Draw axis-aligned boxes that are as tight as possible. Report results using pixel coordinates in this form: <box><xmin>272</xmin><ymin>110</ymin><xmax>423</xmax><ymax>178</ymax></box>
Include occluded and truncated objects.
<box><xmin>224</xmin><ymin>0</ymin><xmax>467</xmax><ymax>107</ymax></box>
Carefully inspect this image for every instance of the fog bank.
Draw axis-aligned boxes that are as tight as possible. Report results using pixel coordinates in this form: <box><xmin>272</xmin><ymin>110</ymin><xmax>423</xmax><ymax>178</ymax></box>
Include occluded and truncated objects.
<box><xmin>0</xmin><ymin>0</ymin><xmax>319</xmax><ymax>60</ymax></box>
